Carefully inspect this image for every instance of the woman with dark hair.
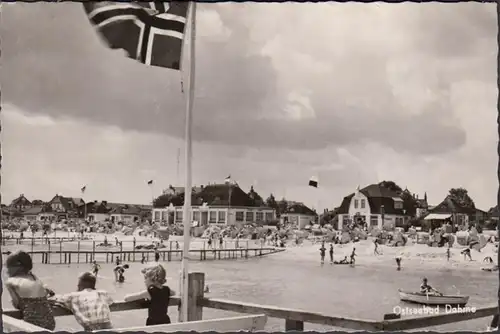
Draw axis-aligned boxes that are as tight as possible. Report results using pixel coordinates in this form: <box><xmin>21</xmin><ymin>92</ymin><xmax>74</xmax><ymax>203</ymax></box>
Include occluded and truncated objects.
<box><xmin>5</xmin><ymin>251</ymin><xmax>56</xmax><ymax>330</ymax></box>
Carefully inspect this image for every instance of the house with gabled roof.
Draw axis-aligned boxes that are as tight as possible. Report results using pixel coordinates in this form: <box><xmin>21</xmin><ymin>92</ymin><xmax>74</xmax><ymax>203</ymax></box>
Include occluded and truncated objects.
<box><xmin>153</xmin><ymin>183</ymin><xmax>275</xmax><ymax>225</ymax></box>
<box><xmin>47</xmin><ymin>194</ymin><xmax>85</xmax><ymax>219</ymax></box>
<box><xmin>424</xmin><ymin>195</ymin><xmax>475</xmax><ymax>229</ymax></box>
<box><xmin>336</xmin><ymin>184</ymin><xmax>411</xmax><ymax>230</ymax></box>
<box><xmin>84</xmin><ymin>200</ymin><xmax>151</xmax><ymax>223</ymax></box>
<box><xmin>9</xmin><ymin>194</ymin><xmax>32</xmax><ymax>213</ymax></box>
<box><xmin>280</xmin><ymin>201</ymin><xmax>317</xmax><ymax>229</ymax></box>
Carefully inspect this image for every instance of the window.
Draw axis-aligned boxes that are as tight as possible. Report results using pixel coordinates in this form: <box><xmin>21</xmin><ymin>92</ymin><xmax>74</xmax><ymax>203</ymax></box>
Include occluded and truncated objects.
<box><xmin>256</xmin><ymin>212</ymin><xmax>264</xmax><ymax>221</ymax></box>
<box><xmin>154</xmin><ymin>211</ymin><xmax>160</xmax><ymax>221</ymax></box>
<box><xmin>192</xmin><ymin>211</ymin><xmax>200</xmax><ymax>221</ymax></box>
<box><xmin>361</xmin><ymin>199</ymin><xmax>365</xmax><ymax>209</ymax></box>
<box><xmin>235</xmin><ymin>211</ymin><xmax>244</xmax><ymax>222</ymax></box>
<box><xmin>161</xmin><ymin>211</ymin><xmax>167</xmax><ymax>221</ymax></box>
<box><xmin>342</xmin><ymin>215</ymin><xmax>349</xmax><ymax>224</ymax></box>
<box><xmin>245</xmin><ymin>211</ymin><xmax>254</xmax><ymax>222</ymax></box>
<box><xmin>265</xmin><ymin>212</ymin><xmax>273</xmax><ymax>221</ymax></box>
<box><xmin>218</xmin><ymin>211</ymin><xmax>226</xmax><ymax>223</ymax></box>
<box><xmin>354</xmin><ymin>199</ymin><xmax>359</xmax><ymax>209</ymax></box>
<box><xmin>370</xmin><ymin>215</ymin><xmax>378</xmax><ymax>227</ymax></box>
<box><xmin>395</xmin><ymin>202</ymin><xmax>403</xmax><ymax>209</ymax></box>
<box><xmin>176</xmin><ymin>211</ymin><xmax>183</xmax><ymax>221</ymax></box>
<box><xmin>209</xmin><ymin>211</ymin><xmax>217</xmax><ymax>223</ymax></box>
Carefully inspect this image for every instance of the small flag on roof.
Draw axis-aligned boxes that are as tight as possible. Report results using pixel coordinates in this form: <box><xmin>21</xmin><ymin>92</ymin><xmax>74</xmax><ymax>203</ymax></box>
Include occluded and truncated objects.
<box><xmin>81</xmin><ymin>185</ymin><xmax>87</xmax><ymax>193</ymax></box>
<box><xmin>147</xmin><ymin>180</ymin><xmax>153</xmax><ymax>185</ymax></box>
<box><xmin>308</xmin><ymin>177</ymin><xmax>318</xmax><ymax>188</ymax></box>
<box><xmin>224</xmin><ymin>175</ymin><xmax>232</xmax><ymax>184</ymax></box>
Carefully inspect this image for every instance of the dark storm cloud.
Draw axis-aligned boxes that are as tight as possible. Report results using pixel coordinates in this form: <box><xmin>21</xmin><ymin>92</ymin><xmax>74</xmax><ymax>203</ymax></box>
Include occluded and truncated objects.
<box><xmin>0</xmin><ymin>3</ymin><xmax>494</xmax><ymax>155</ymax></box>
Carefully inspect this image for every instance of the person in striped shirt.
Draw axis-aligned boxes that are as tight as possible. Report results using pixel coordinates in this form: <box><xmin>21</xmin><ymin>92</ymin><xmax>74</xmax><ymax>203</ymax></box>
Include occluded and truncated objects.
<box><xmin>50</xmin><ymin>272</ymin><xmax>114</xmax><ymax>331</ymax></box>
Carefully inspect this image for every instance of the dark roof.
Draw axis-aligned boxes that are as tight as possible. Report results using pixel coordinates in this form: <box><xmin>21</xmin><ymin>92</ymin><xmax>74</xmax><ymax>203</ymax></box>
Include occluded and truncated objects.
<box><xmin>110</xmin><ymin>205</ymin><xmax>142</xmax><ymax>215</ymax></box>
<box><xmin>337</xmin><ymin>184</ymin><xmax>406</xmax><ymax>215</ymax></box>
<box><xmin>164</xmin><ymin>184</ymin><xmax>268</xmax><ymax>208</ymax></box>
<box><xmin>22</xmin><ymin>205</ymin><xmax>54</xmax><ymax>215</ymax></box>
<box><xmin>10</xmin><ymin>195</ymin><xmax>32</xmax><ymax>206</ymax></box>
<box><xmin>86</xmin><ymin>201</ymin><xmax>148</xmax><ymax>215</ymax></box>
<box><xmin>22</xmin><ymin>207</ymin><xmax>44</xmax><ymax>215</ymax></box>
<box><xmin>429</xmin><ymin>195</ymin><xmax>475</xmax><ymax>215</ymax></box>
<box><xmin>283</xmin><ymin>203</ymin><xmax>317</xmax><ymax>216</ymax></box>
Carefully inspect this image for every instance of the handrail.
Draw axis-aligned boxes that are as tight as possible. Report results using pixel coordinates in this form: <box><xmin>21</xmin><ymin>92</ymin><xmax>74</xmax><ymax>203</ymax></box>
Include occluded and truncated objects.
<box><xmin>199</xmin><ymin>297</ymin><xmax>382</xmax><ymax>330</ymax></box>
<box><xmin>3</xmin><ymin>297</ymin><xmax>496</xmax><ymax>331</ymax></box>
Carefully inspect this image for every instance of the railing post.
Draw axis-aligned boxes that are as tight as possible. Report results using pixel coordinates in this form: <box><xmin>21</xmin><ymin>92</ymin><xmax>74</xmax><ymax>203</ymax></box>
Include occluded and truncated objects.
<box><xmin>285</xmin><ymin>320</ymin><xmax>304</xmax><ymax>331</ymax></box>
<box><xmin>187</xmin><ymin>272</ymin><xmax>205</xmax><ymax>322</ymax></box>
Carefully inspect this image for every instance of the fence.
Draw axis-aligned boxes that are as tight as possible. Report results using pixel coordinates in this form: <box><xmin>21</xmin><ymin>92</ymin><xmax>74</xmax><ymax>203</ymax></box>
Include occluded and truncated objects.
<box><xmin>3</xmin><ymin>272</ymin><xmax>497</xmax><ymax>332</ymax></box>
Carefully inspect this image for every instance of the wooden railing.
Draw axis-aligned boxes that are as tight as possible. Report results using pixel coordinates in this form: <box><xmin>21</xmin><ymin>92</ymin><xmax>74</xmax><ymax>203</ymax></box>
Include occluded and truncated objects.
<box><xmin>2</xmin><ymin>272</ymin><xmax>497</xmax><ymax>332</ymax></box>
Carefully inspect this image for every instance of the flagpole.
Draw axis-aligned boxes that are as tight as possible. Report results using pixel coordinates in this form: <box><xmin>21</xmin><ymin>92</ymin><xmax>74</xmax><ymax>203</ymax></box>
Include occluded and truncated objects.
<box><xmin>149</xmin><ymin>182</ymin><xmax>155</xmax><ymax>218</ymax></box>
<box><xmin>180</xmin><ymin>1</ymin><xmax>196</xmax><ymax>323</ymax></box>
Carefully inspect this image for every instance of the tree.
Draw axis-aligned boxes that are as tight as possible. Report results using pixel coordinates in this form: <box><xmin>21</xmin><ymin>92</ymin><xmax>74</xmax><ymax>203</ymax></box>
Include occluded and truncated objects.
<box><xmin>378</xmin><ymin>181</ymin><xmax>403</xmax><ymax>193</ymax></box>
<box><xmin>153</xmin><ymin>193</ymin><xmax>175</xmax><ymax>208</ymax></box>
<box><xmin>277</xmin><ymin>198</ymin><xmax>288</xmax><ymax>217</ymax></box>
<box><xmin>265</xmin><ymin>194</ymin><xmax>278</xmax><ymax>209</ymax></box>
<box><xmin>448</xmin><ymin>188</ymin><xmax>475</xmax><ymax>209</ymax></box>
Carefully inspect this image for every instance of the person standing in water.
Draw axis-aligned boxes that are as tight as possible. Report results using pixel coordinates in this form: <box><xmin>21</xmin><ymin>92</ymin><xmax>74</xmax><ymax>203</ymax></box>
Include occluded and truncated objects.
<box><xmin>350</xmin><ymin>247</ymin><xmax>357</xmax><ymax>265</ymax></box>
<box><xmin>329</xmin><ymin>244</ymin><xmax>334</xmax><ymax>264</ymax></box>
<box><xmin>319</xmin><ymin>244</ymin><xmax>326</xmax><ymax>264</ymax></box>
<box><xmin>461</xmin><ymin>247</ymin><xmax>472</xmax><ymax>261</ymax></box>
<box><xmin>374</xmin><ymin>239</ymin><xmax>380</xmax><ymax>255</ymax></box>
<box><xmin>446</xmin><ymin>246</ymin><xmax>451</xmax><ymax>262</ymax></box>
<box><xmin>91</xmin><ymin>261</ymin><xmax>101</xmax><ymax>278</ymax></box>
<box><xmin>395</xmin><ymin>256</ymin><xmax>402</xmax><ymax>271</ymax></box>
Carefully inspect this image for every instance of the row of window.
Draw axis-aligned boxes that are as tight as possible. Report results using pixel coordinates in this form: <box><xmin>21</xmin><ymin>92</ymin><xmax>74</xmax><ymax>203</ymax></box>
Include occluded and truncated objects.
<box><xmin>235</xmin><ymin>211</ymin><xmax>273</xmax><ymax>222</ymax></box>
<box><xmin>342</xmin><ymin>215</ymin><xmax>407</xmax><ymax>227</ymax></box>
<box><xmin>153</xmin><ymin>210</ymin><xmax>273</xmax><ymax>223</ymax></box>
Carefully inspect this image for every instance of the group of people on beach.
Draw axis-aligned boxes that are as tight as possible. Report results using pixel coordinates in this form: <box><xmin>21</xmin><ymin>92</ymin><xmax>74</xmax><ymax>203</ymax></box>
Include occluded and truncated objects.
<box><xmin>319</xmin><ymin>242</ymin><xmax>356</xmax><ymax>265</ymax></box>
<box><xmin>4</xmin><ymin>250</ymin><xmax>175</xmax><ymax>331</ymax></box>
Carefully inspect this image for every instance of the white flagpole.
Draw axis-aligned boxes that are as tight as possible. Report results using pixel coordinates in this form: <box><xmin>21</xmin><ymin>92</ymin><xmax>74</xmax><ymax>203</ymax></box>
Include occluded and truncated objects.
<box><xmin>180</xmin><ymin>1</ymin><xmax>196</xmax><ymax>323</ymax></box>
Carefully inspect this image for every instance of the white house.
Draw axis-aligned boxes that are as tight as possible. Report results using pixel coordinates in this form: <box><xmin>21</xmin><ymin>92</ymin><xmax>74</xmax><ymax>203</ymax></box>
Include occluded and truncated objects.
<box><xmin>153</xmin><ymin>183</ymin><xmax>276</xmax><ymax>226</ymax></box>
<box><xmin>336</xmin><ymin>184</ymin><xmax>411</xmax><ymax>230</ymax></box>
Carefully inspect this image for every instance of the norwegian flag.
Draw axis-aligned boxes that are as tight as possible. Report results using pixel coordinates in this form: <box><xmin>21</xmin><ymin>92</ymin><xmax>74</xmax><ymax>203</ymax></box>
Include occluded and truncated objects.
<box><xmin>83</xmin><ymin>2</ymin><xmax>189</xmax><ymax>70</ymax></box>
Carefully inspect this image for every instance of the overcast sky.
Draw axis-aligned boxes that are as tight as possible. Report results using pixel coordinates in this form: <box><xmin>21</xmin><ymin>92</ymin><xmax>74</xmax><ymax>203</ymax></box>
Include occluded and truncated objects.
<box><xmin>1</xmin><ymin>2</ymin><xmax>497</xmax><ymax>210</ymax></box>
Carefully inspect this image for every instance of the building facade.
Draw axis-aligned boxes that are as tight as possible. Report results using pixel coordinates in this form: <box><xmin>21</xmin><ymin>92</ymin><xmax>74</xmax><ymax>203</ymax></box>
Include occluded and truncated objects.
<box><xmin>153</xmin><ymin>183</ymin><xmax>276</xmax><ymax>225</ymax></box>
<box><xmin>280</xmin><ymin>202</ymin><xmax>317</xmax><ymax>229</ymax></box>
<box><xmin>336</xmin><ymin>184</ymin><xmax>411</xmax><ymax>230</ymax></box>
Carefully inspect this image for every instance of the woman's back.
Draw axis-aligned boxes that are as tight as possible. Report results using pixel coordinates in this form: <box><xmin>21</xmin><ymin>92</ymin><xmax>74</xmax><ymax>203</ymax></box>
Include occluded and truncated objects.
<box><xmin>8</xmin><ymin>275</ymin><xmax>47</xmax><ymax>298</ymax></box>
<box><xmin>7</xmin><ymin>274</ymin><xmax>56</xmax><ymax>330</ymax></box>
<box><xmin>146</xmin><ymin>285</ymin><xmax>171</xmax><ymax>325</ymax></box>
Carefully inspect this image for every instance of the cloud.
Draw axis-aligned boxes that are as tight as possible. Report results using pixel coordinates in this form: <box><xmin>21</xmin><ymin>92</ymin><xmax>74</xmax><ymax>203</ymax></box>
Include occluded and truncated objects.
<box><xmin>1</xmin><ymin>3</ymin><xmax>497</xmax><ymax>211</ymax></box>
<box><xmin>2</xmin><ymin>3</ymin><xmax>495</xmax><ymax>154</ymax></box>
<box><xmin>2</xmin><ymin>96</ymin><xmax>497</xmax><ymax>210</ymax></box>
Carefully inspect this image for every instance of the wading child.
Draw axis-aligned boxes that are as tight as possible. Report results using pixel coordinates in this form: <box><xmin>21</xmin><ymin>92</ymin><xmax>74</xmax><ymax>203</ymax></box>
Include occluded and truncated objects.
<box><xmin>50</xmin><ymin>272</ymin><xmax>113</xmax><ymax>331</ymax></box>
<box><xmin>5</xmin><ymin>251</ymin><xmax>56</xmax><ymax>330</ymax></box>
<box><xmin>461</xmin><ymin>247</ymin><xmax>472</xmax><ymax>261</ymax></box>
<box><xmin>124</xmin><ymin>263</ymin><xmax>175</xmax><ymax>326</ymax></box>
<box><xmin>114</xmin><ymin>264</ymin><xmax>130</xmax><ymax>283</ymax></box>
<box><xmin>92</xmin><ymin>260</ymin><xmax>101</xmax><ymax>277</ymax></box>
